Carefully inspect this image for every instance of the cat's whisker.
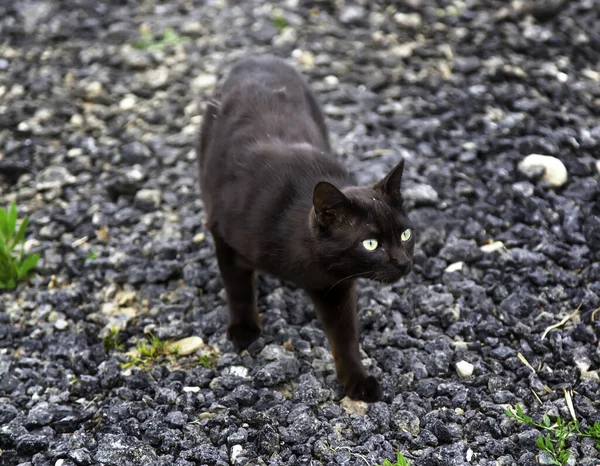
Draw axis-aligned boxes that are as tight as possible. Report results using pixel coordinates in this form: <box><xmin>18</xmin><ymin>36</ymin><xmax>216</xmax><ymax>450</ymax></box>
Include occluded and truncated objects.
<box><xmin>327</xmin><ymin>271</ymin><xmax>374</xmax><ymax>293</ymax></box>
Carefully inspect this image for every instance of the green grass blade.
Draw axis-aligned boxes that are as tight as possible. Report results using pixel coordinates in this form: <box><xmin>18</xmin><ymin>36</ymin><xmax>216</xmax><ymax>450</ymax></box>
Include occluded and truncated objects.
<box><xmin>0</xmin><ymin>208</ymin><xmax>8</xmax><ymax>240</ymax></box>
<box><xmin>12</xmin><ymin>215</ymin><xmax>29</xmax><ymax>250</ymax></box>
<box><xmin>7</xmin><ymin>202</ymin><xmax>17</xmax><ymax>238</ymax></box>
<box><xmin>17</xmin><ymin>253</ymin><xmax>40</xmax><ymax>279</ymax></box>
<box><xmin>0</xmin><ymin>237</ymin><xmax>10</xmax><ymax>260</ymax></box>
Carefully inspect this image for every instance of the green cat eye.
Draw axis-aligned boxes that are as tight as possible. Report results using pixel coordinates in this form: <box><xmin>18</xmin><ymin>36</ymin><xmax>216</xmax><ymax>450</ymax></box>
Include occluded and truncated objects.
<box><xmin>362</xmin><ymin>239</ymin><xmax>378</xmax><ymax>251</ymax></box>
<box><xmin>401</xmin><ymin>228</ymin><xmax>412</xmax><ymax>242</ymax></box>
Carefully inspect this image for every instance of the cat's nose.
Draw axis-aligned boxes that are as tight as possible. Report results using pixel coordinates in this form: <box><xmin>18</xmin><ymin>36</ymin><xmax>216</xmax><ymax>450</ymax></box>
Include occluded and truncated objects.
<box><xmin>391</xmin><ymin>254</ymin><xmax>411</xmax><ymax>274</ymax></box>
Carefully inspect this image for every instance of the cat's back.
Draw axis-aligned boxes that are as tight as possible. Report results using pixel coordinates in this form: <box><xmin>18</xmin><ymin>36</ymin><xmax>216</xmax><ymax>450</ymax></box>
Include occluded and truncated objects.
<box><xmin>197</xmin><ymin>55</ymin><xmax>344</xmax><ymax>256</ymax></box>
<box><xmin>200</xmin><ymin>55</ymin><xmax>330</xmax><ymax>165</ymax></box>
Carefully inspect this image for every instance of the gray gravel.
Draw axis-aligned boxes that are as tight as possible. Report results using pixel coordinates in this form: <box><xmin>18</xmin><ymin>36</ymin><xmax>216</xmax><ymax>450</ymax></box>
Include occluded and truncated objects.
<box><xmin>1</xmin><ymin>0</ymin><xmax>599</xmax><ymax>465</ymax></box>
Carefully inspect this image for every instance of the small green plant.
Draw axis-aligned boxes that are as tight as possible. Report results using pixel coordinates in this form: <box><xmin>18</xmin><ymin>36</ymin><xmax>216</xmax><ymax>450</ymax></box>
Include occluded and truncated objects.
<box><xmin>123</xmin><ymin>333</ymin><xmax>178</xmax><ymax>369</ymax></box>
<box><xmin>102</xmin><ymin>327</ymin><xmax>122</xmax><ymax>352</ymax></box>
<box><xmin>0</xmin><ymin>202</ymin><xmax>40</xmax><ymax>289</ymax></box>
<box><xmin>505</xmin><ymin>404</ymin><xmax>600</xmax><ymax>466</ymax></box>
<box><xmin>380</xmin><ymin>451</ymin><xmax>411</xmax><ymax>466</ymax></box>
<box><xmin>87</xmin><ymin>249</ymin><xmax>98</xmax><ymax>261</ymax></box>
<box><xmin>272</xmin><ymin>13</ymin><xmax>288</xmax><ymax>31</ymax></box>
<box><xmin>137</xmin><ymin>333</ymin><xmax>169</xmax><ymax>359</ymax></box>
<box><xmin>199</xmin><ymin>353</ymin><xmax>217</xmax><ymax>369</ymax></box>
<box><xmin>134</xmin><ymin>26</ymin><xmax>188</xmax><ymax>51</ymax></box>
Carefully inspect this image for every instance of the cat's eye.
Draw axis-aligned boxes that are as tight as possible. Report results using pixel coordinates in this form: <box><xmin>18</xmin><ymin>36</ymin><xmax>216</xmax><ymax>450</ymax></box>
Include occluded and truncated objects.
<box><xmin>401</xmin><ymin>228</ymin><xmax>412</xmax><ymax>242</ymax></box>
<box><xmin>362</xmin><ymin>239</ymin><xmax>379</xmax><ymax>251</ymax></box>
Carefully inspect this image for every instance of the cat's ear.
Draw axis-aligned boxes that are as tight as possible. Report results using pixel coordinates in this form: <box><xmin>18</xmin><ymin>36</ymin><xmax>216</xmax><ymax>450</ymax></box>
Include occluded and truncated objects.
<box><xmin>313</xmin><ymin>181</ymin><xmax>348</xmax><ymax>225</ymax></box>
<box><xmin>375</xmin><ymin>159</ymin><xmax>404</xmax><ymax>200</ymax></box>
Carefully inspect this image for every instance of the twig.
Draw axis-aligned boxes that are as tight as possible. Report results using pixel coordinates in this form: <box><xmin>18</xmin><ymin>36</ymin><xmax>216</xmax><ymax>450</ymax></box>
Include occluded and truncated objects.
<box><xmin>541</xmin><ymin>304</ymin><xmax>581</xmax><ymax>340</ymax></box>
<box><xmin>518</xmin><ymin>352</ymin><xmax>536</xmax><ymax>373</ymax></box>
<box><xmin>563</xmin><ymin>388</ymin><xmax>577</xmax><ymax>423</ymax></box>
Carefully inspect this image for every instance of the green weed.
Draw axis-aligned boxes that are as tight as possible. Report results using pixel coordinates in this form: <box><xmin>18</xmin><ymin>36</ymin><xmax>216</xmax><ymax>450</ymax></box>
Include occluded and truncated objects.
<box><xmin>134</xmin><ymin>27</ymin><xmax>188</xmax><ymax>51</ymax></box>
<box><xmin>102</xmin><ymin>327</ymin><xmax>122</xmax><ymax>352</ymax></box>
<box><xmin>0</xmin><ymin>202</ymin><xmax>40</xmax><ymax>289</ymax></box>
<box><xmin>199</xmin><ymin>353</ymin><xmax>218</xmax><ymax>369</ymax></box>
<box><xmin>505</xmin><ymin>404</ymin><xmax>600</xmax><ymax>465</ymax></box>
<box><xmin>123</xmin><ymin>333</ymin><xmax>178</xmax><ymax>369</ymax></box>
<box><xmin>380</xmin><ymin>451</ymin><xmax>411</xmax><ymax>466</ymax></box>
<box><xmin>272</xmin><ymin>14</ymin><xmax>288</xmax><ymax>31</ymax></box>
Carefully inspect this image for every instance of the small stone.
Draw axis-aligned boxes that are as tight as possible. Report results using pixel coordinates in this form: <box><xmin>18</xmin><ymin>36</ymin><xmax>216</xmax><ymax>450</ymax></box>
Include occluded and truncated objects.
<box><xmin>480</xmin><ymin>241</ymin><xmax>506</xmax><ymax>253</ymax></box>
<box><xmin>181</xmin><ymin>21</ymin><xmax>204</xmax><ymax>36</ymax></box>
<box><xmin>231</xmin><ymin>444</ymin><xmax>243</xmax><ymax>462</ymax></box>
<box><xmin>293</xmin><ymin>49</ymin><xmax>314</xmax><ymax>69</ymax></box>
<box><xmin>512</xmin><ymin>181</ymin><xmax>535</xmax><ymax>197</ymax></box>
<box><xmin>254</xmin><ymin>358</ymin><xmax>299</xmax><ymax>387</ymax></box>
<box><xmin>121</xmin><ymin>45</ymin><xmax>152</xmax><ymax>69</ymax></box>
<box><xmin>339</xmin><ymin>5</ymin><xmax>365</xmax><ymax>24</ymax></box>
<box><xmin>445</xmin><ymin>262</ymin><xmax>464</xmax><ymax>273</ymax></box>
<box><xmin>54</xmin><ymin>319</ymin><xmax>68</xmax><ymax>330</ymax></box>
<box><xmin>191</xmin><ymin>74</ymin><xmax>217</xmax><ymax>92</ymax></box>
<box><xmin>455</xmin><ymin>360</ymin><xmax>474</xmax><ymax>378</ymax></box>
<box><xmin>228</xmin><ymin>366</ymin><xmax>249</xmax><ymax>378</ymax></box>
<box><xmin>183</xmin><ymin>386</ymin><xmax>200</xmax><ymax>393</ymax></box>
<box><xmin>390</xmin><ymin>43</ymin><xmax>415</xmax><ymax>58</ymax></box>
<box><xmin>595</xmin><ymin>160</ymin><xmax>600</xmax><ymax>176</ymax></box>
<box><xmin>170</xmin><ymin>336</ymin><xmax>205</xmax><ymax>356</ymax></box>
<box><xmin>121</xmin><ymin>141</ymin><xmax>151</xmax><ymax>164</ymax></box>
<box><xmin>134</xmin><ymin>188</ymin><xmax>161</xmax><ymax>211</ymax></box>
<box><xmin>393</xmin><ymin>12</ymin><xmax>422</xmax><ymax>28</ymax></box>
<box><xmin>518</xmin><ymin>154</ymin><xmax>568</xmax><ymax>187</ymax></box>
<box><xmin>85</xmin><ymin>81</ymin><xmax>102</xmax><ymax>99</ymax></box>
<box><xmin>324</xmin><ymin>75</ymin><xmax>340</xmax><ymax>86</ymax></box>
<box><xmin>119</xmin><ymin>94</ymin><xmax>137</xmax><ymax>110</ymax></box>
<box><xmin>391</xmin><ymin>409</ymin><xmax>420</xmax><ymax>436</ymax></box>
<box><xmin>340</xmin><ymin>396</ymin><xmax>368</xmax><ymax>416</ymax></box>
<box><xmin>404</xmin><ymin>184</ymin><xmax>439</xmax><ymax>205</ymax></box>
<box><xmin>37</xmin><ymin>166</ymin><xmax>76</xmax><ymax>190</ymax></box>
<box><xmin>192</xmin><ymin>232</ymin><xmax>206</xmax><ymax>244</ymax></box>
<box><xmin>144</xmin><ymin>66</ymin><xmax>169</xmax><ymax>89</ymax></box>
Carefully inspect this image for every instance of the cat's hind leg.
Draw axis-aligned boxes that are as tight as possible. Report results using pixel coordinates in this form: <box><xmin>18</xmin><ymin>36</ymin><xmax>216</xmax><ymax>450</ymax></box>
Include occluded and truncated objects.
<box><xmin>212</xmin><ymin>231</ymin><xmax>260</xmax><ymax>350</ymax></box>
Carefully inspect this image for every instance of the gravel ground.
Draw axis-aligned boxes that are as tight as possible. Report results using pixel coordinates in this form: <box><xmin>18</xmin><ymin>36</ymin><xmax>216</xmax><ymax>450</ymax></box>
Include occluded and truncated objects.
<box><xmin>1</xmin><ymin>0</ymin><xmax>599</xmax><ymax>465</ymax></box>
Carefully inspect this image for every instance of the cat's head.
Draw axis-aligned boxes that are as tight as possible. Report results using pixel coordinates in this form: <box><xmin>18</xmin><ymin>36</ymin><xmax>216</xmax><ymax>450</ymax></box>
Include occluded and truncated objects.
<box><xmin>311</xmin><ymin>159</ymin><xmax>415</xmax><ymax>285</ymax></box>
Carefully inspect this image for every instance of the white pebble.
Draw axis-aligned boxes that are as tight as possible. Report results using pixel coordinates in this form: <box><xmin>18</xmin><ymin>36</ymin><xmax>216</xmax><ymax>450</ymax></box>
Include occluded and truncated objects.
<box><xmin>191</xmin><ymin>73</ymin><xmax>217</xmax><ymax>92</ymax></box>
<box><xmin>231</xmin><ymin>444</ymin><xmax>243</xmax><ymax>462</ymax></box>
<box><xmin>171</xmin><ymin>336</ymin><xmax>205</xmax><ymax>356</ymax></box>
<box><xmin>595</xmin><ymin>160</ymin><xmax>600</xmax><ymax>176</ymax></box>
<box><xmin>518</xmin><ymin>154</ymin><xmax>568</xmax><ymax>187</ymax></box>
<box><xmin>480</xmin><ymin>241</ymin><xmax>505</xmax><ymax>253</ymax></box>
<box><xmin>193</xmin><ymin>232</ymin><xmax>206</xmax><ymax>244</ymax></box>
<box><xmin>228</xmin><ymin>366</ymin><xmax>249</xmax><ymax>378</ymax></box>
<box><xmin>54</xmin><ymin>319</ymin><xmax>69</xmax><ymax>330</ymax></box>
<box><xmin>466</xmin><ymin>448</ymin><xmax>474</xmax><ymax>461</ymax></box>
<box><xmin>119</xmin><ymin>94</ymin><xmax>137</xmax><ymax>110</ymax></box>
<box><xmin>455</xmin><ymin>360</ymin><xmax>474</xmax><ymax>378</ymax></box>
<box><xmin>183</xmin><ymin>386</ymin><xmax>200</xmax><ymax>393</ymax></box>
<box><xmin>445</xmin><ymin>261</ymin><xmax>464</xmax><ymax>273</ymax></box>
<box><xmin>324</xmin><ymin>75</ymin><xmax>340</xmax><ymax>86</ymax></box>
<box><xmin>85</xmin><ymin>81</ymin><xmax>102</xmax><ymax>99</ymax></box>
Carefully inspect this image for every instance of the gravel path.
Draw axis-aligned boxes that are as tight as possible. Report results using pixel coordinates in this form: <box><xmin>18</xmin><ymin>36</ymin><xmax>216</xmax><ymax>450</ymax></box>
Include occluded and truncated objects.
<box><xmin>1</xmin><ymin>0</ymin><xmax>599</xmax><ymax>465</ymax></box>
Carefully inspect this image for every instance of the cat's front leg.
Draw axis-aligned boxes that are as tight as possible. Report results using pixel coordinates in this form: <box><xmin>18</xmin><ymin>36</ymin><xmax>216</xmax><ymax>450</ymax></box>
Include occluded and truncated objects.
<box><xmin>212</xmin><ymin>231</ymin><xmax>261</xmax><ymax>350</ymax></box>
<box><xmin>308</xmin><ymin>284</ymin><xmax>382</xmax><ymax>402</ymax></box>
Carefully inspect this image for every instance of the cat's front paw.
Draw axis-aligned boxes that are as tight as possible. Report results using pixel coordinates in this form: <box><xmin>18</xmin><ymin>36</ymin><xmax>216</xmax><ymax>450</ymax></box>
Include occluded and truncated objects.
<box><xmin>227</xmin><ymin>323</ymin><xmax>260</xmax><ymax>351</ymax></box>
<box><xmin>345</xmin><ymin>375</ymin><xmax>382</xmax><ymax>402</ymax></box>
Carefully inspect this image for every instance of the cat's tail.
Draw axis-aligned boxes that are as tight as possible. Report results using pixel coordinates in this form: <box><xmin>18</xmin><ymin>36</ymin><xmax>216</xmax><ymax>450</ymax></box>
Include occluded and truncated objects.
<box><xmin>197</xmin><ymin>99</ymin><xmax>220</xmax><ymax>171</ymax></box>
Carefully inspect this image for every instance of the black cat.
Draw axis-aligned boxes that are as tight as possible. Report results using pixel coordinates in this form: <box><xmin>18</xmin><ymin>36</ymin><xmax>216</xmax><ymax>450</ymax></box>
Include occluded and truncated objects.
<box><xmin>198</xmin><ymin>55</ymin><xmax>414</xmax><ymax>402</ymax></box>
